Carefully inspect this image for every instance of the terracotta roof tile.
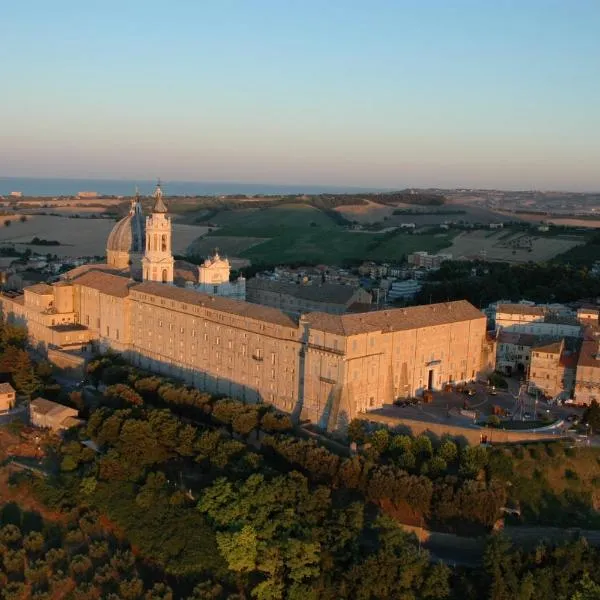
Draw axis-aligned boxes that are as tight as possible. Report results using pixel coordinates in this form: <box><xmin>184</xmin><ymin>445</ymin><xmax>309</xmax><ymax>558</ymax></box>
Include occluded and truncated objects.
<box><xmin>247</xmin><ymin>278</ymin><xmax>367</xmax><ymax>305</ymax></box>
<box><xmin>304</xmin><ymin>300</ymin><xmax>484</xmax><ymax>335</ymax></box>
<box><xmin>72</xmin><ymin>271</ymin><xmax>132</xmax><ymax>298</ymax></box>
<box><xmin>24</xmin><ymin>283</ymin><xmax>53</xmax><ymax>295</ymax></box>
<box><xmin>496</xmin><ymin>303</ymin><xmax>546</xmax><ymax>316</ymax></box>
<box><xmin>533</xmin><ymin>340</ymin><xmax>563</xmax><ymax>354</ymax></box>
<box><xmin>578</xmin><ymin>341</ymin><xmax>600</xmax><ymax>368</ymax></box>
<box><xmin>0</xmin><ymin>383</ymin><xmax>15</xmax><ymax>395</ymax></box>
<box><xmin>131</xmin><ymin>281</ymin><xmax>298</xmax><ymax>328</ymax></box>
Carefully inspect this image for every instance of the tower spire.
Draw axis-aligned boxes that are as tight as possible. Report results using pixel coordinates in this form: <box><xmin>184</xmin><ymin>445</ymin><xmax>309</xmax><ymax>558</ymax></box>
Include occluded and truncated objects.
<box><xmin>152</xmin><ymin>178</ymin><xmax>168</xmax><ymax>213</ymax></box>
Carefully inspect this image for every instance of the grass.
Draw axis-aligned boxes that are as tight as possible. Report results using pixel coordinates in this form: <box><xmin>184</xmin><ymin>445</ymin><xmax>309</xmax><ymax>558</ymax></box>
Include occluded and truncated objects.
<box><xmin>187</xmin><ymin>236</ymin><xmax>268</xmax><ymax>258</ymax></box>
<box><xmin>192</xmin><ymin>204</ymin><xmax>455</xmax><ymax>265</ymax></box>
<box><xmin>211</xmin><ymin>203</ymin><xmax>337</xmax><ymax>230</ymax></box>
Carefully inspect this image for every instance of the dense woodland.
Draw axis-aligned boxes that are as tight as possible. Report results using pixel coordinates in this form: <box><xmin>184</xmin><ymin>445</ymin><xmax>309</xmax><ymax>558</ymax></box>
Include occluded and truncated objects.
<box><xmin>415</xmin><ymin>258</ymin><xmax>600</xmax><ymax>307</ymax></box>
<box><xmin>1</xmin><ymin>347</ymin><xmax>600</xmax><ymax>598</ymax></box>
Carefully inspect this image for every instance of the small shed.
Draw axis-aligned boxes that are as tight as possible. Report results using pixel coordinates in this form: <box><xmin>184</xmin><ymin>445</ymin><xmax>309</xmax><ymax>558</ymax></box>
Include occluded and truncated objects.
<box><xmin>30</xmin><ymin>398</ymin><xmax>80</xmax><ymax>432</ymax></box>
<box><xmin>0</xmin><ymin>383</ymin><xmax>16</xmax><ymax>412</ymax></box>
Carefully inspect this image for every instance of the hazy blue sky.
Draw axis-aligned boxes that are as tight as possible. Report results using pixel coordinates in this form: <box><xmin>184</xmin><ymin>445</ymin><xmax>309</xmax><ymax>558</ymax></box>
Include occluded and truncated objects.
<box><xmin>2</xmin><ymin>0</ymin><xmax>600</xmax><ymax>190</ymax></box>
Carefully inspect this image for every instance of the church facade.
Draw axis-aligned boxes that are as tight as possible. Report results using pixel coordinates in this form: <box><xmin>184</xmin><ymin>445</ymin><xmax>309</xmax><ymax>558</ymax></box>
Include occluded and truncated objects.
<box><xmin>0</xmin><ymin>184</ymin><xmax>494</xmax><ymax>429</ymax></box>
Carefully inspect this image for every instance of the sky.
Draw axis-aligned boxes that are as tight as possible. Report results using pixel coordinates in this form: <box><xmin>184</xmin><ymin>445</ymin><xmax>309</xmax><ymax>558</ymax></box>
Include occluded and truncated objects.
<box><xmin>1</xmin><ymin>0</ymin><xmax>600</xmax><ymax>191</ymax></box>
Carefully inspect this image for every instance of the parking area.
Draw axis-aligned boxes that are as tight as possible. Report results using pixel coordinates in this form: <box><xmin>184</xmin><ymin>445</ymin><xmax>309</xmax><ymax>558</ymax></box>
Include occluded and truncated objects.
<box><xmin>376</xmin><ymin>378</ymin><xmax>585</xmax><ymax>431</ymax></box>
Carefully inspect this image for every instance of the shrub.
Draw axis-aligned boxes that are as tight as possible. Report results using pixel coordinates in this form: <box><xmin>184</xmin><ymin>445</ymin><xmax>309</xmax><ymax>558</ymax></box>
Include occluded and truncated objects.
<box><xmin>489</xmin><ymin>372</ymin><xmax>509</xmax><ymax>389</ymax></box>
<box><xmin>565</xmin><ymin>468</ymin><xmax>580</xmax><ymax>481</ymax></box>
<box><xmin>512</xmin><ymin>445</ymin><xmax>525</xmax><ymax>459</ymax></box>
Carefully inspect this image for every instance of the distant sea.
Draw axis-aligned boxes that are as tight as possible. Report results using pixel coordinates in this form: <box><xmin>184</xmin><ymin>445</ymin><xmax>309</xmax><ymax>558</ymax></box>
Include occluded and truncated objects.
<box><xmin>0</xmin><ymin>177</ymin><xmax>383</xmax><ymax>197</ymax></box>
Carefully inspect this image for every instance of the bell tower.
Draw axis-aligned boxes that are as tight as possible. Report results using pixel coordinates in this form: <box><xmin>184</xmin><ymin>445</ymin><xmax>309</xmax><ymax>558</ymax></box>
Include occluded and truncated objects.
<box><xmin>142</xmin><ymin>179</ymin><xmax>174</xmax><ymax>283</ymax></box>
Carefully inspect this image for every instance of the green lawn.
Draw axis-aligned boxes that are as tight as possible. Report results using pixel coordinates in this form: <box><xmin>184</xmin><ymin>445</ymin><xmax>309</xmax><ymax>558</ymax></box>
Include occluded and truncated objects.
<box><xmin>189</xmin><ymin>204</ymin><xmax>455</xmax><ymax>266</ymax></box>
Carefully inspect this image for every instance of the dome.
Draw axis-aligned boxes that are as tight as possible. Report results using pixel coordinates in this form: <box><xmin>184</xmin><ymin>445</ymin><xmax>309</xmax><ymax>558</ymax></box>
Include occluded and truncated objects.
<box><xmin>106</xmin><ymin>198</ymin><xmax>145</xmax><ymax>254</ymax></box>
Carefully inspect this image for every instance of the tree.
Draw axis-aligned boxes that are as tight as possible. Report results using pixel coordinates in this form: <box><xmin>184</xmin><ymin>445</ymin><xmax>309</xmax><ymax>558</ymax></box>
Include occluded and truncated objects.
<box><xmin>583</xmin><ymin>400</ymin><xmax>600</xmax><ymax>434</ymax></box>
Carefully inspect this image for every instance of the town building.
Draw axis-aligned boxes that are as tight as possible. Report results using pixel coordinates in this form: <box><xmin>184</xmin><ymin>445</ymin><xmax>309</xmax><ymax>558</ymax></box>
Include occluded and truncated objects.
<box><xmin>0</xmin><ymin>383</ymin><xmax>16</xmax><ymax>412</ymax></box>
<box><xmin>30</xmin><ymin>398</ymin><xmax>80</xmax><ymax>432</ymax></box>
<box><xmin>528</xmin><ymin>340</ymin><xmax>577</xmax><ymax>400</ymax></box>
<box><xmin>407</xmin><ymin>251</ymin><xmax>453</xmax><ymax>269</ymax></box>
<box><xmin>246</xmin><ymin>278</ymin><xmax>371</xmax><ymax>315</ymax></box>
<box><xmin>387</xmin><ymin>279</ymin><xmax>422</xmax><ymax>302</ymax></box>
<box><xmin>494</xmin><ymin>303</ymin><xmax>581</xmax><ymax>338</ymax></box>
<box><xmin>0</xmin><ymin>183</ymin><xmax>494</xmax><ymax>429</ymax></box>
<box><xmin>574</xmin><ymin>337</ymin><xmax>600</xmax><ymax>405</ymax></box>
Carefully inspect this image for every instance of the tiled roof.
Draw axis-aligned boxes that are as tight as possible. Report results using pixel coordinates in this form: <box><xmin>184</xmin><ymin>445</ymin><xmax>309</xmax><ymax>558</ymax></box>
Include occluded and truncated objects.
<box><xmin>304</xmin><ymin>300</ymin><xmax>484</xmax><ymax>336</ymax></box>
<box><xmin>0</xmin><ymin>382</ymin><xmax>15</xmax><ymax>395</ymax></box>
<box><xmin>25</xmin><ymin>283</ymin><xmax>53</xmax><ymax>295</ymax></box>
<box><xmin>72</xmin><ymin>271</ymin><xmax>132</xmax><ymax>298</ymax></box>
<box><xmin>131</xmin><ymin>281</ymin><xmax>298</xmax><ymax>328</ymax></box>
<box><xmin>31</xmin><ymin>397</ymin><xmax>77</xmax><ymax>417</ymax></box>
<box><xmin>496</xmin><ymin>303</ymin><xmax>546</xmax><ymax>316</ymax></box>
<box><xmin>533</xmin><ymin>340</ymin><xmax>563</xmax><ymax>354</ymax></box>
<box><xmin>247</xmin><ymin>278</ymin><xmax>366</xmax><ymax>306</ymax></box>
<box><xmin>578</xmin><ymin>341</ymin><xmax>600</xmax><ymax>368</ymax></box>
<box><xmin>497</xmin><ymin>331</ymin><xmax>521</xmax><ymax>345</ymax></box>
<box><xmin>559</xmin><ymin>351</ymin><xmax>578</xmax><ymax>369</ymax></box>
<box><xmin>62</xmin><ymin>263</ymin><xmax>128</xmax><ymax>280</ymax></box>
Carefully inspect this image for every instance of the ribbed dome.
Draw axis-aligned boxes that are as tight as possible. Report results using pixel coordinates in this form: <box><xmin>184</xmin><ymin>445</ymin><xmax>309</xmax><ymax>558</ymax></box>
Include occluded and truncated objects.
<box><xmin>106</xmin><ymin>199</ymin><xmax>145</xmax><ymax>253</ymax></box>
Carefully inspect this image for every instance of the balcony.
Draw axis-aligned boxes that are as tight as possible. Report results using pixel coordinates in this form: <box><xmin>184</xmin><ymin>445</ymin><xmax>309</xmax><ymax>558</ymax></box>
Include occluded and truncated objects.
<box><xmin>307</xmin><ymin>343</ymin><xmax>345</xmax><ymax>356</ymax></box>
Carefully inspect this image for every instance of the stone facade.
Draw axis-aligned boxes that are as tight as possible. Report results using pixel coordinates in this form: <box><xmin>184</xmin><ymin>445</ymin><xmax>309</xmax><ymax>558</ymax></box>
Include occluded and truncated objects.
<box><xmin>528</xmin><ymin>340</ymin><xmax>576</xmax><ymax>400</ymax></box>
<box><xmin>0</xmin><ymin>279</ymin><xmax>491</xmax><ymax>428</ymax></box>
<box><xmin>191</xmin><ymin>251</ymin><xmax>246</xmax><ymax>300</ymax></box>
<box><xmin>0</xmin><ymin>186</ymin><xmax>493</xmax><ymax>429</ymax></box>
<box><xmin>574</xmin><ymin>339</ymin><xmax>600</xmax><ymax>405</ymax></box>
<box><xmin>142</xmin><ymin>183</ymin><xmax>175</xmax><ymax>284</ymax></box>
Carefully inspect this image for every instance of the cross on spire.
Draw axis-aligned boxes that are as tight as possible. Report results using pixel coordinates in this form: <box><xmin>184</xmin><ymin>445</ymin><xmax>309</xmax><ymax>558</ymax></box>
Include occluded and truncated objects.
<box><xmin>152</xmin><ymin>178</ymin><xmax>168</xmax><ymax>213</ymax></box>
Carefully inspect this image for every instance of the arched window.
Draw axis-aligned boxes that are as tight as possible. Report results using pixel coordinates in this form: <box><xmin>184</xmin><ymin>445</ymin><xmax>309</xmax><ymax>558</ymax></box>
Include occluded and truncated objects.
<box><xmin>161</xmin><ymin>234</ymin><xmax>167</xmax><ymax>252</ymax></box>
<box><xmin>154</xmin><ymin>234</ymin><xmax>159</xmax><ymax>251</ymax></box>
<box><xmin>162</xmin><ymin>269</ymin><xmax>168</xmax><ymax>283</ymax></box>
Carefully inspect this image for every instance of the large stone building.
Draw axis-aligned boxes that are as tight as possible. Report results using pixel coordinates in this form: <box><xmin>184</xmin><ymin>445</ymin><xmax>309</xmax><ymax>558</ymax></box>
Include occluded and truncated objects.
<box><xmin>0</xmin><ymin>184</ymin><xmax>493</xmax><ymax>429</ymax></box>
<box><xmin>246</xmin><ymin>278</ymin><xmax>371</xmax><ymax>315</ymax></box>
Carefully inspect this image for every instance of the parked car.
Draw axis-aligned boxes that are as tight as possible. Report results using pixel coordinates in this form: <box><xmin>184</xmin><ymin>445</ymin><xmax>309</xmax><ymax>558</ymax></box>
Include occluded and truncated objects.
<box><xmin>393</xmin><ymin>399</ymin><xmax>410</xmax><ymax>407</ymax></box>
<box><xmin>488</xmin><ymin>386</ymin><xmax>497</xmax><ymax>396</ymax></box>
<box><xmin>464</xmin><ymin>388</ymin><xmax>476</xmax><ymax>397</ymax></box>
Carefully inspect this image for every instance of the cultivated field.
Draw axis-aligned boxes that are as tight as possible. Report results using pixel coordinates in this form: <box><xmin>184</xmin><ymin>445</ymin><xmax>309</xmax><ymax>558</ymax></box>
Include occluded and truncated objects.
<box><xmin>187</xmin><ymin>235</ymin><xmax>268</xmax><ymax>258</ymax></box>
<box><xmin>334</xmin><ymin>201</ymin><xmax>395</xmax><ymax>223</ymax></box>
<box><xmin>0</xmin><ymin>215</ymin><xmax>209</xmax><ymax>257</ymax></box>
<box><xmin>448</xmin><ymin>230</ymin><xmax>585</xmax><ymax>263</ymax></box>
<box><xmin>210</xmin><ymin>203</ymin><xmax>336</xmax><ymax>230</ymax></box>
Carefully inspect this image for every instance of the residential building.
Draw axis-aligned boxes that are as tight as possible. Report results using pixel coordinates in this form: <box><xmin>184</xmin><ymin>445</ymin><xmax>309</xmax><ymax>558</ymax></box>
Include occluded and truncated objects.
<box><xmin>387</xmin><ymin>279</ymin><xmax>422</xmax><ymax>301</ymax></box>
<box><xmin>494</xmin><ymin>303</ymin><xmax>581</xmax><ymax>337</ymax></box>
<box><xmin>574</xmin><ymin>339</ymin><xmax>600</xmax><ymax>405</ymax></box>
<box><xmin>0</xmin><ymin>383</ymin><xmax>16</xmax><ymax>412</ymax></box>
<box><xmin>528</xmin><ymin>340</ymin><xmax>576</xmax><ymax>400</ymax></box>
<box><xmin>30</xmin><ymin>398</ymin><xmax>80</xmax><ymax>432</ymax></box>
<box><xmin>407</xmin><ymin>251</ymin><xmax>453</xmax><ymax>269</ymax></box>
